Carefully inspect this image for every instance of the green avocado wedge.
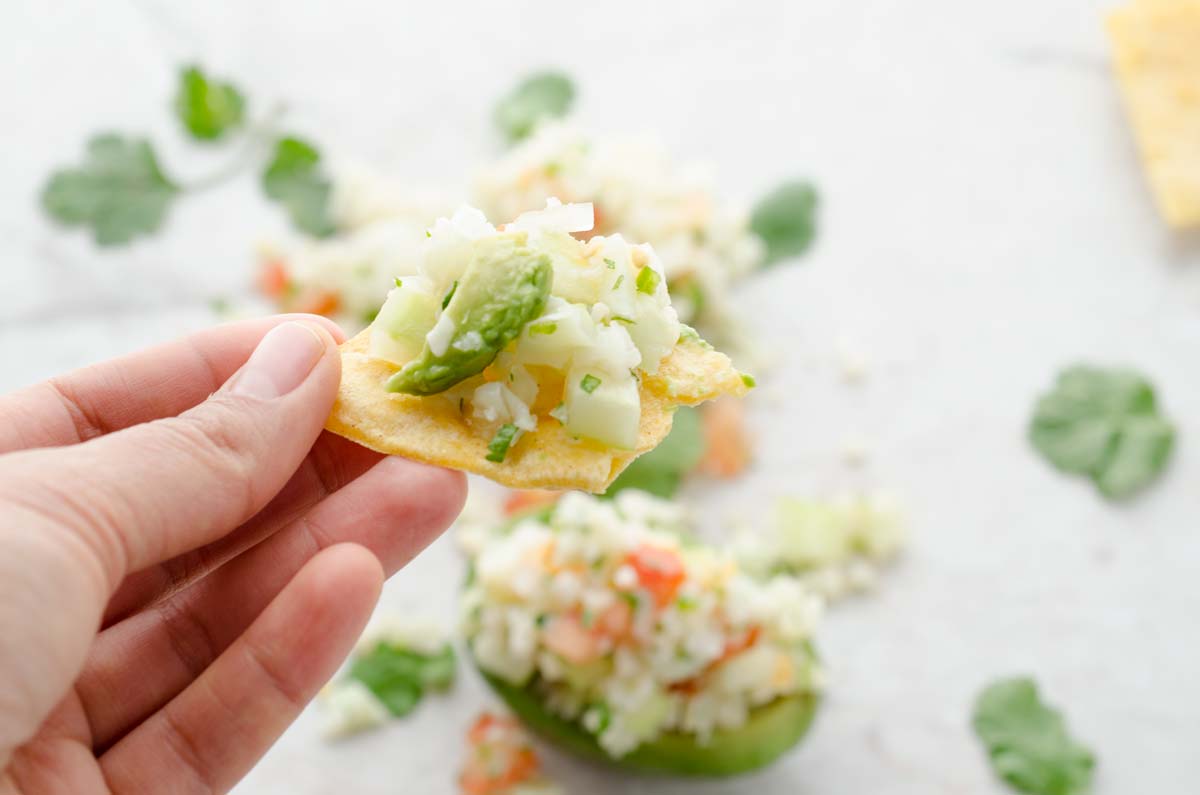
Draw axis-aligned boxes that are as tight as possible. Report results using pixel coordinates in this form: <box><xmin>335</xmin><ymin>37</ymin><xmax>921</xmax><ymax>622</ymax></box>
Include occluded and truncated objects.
<box><xmin>479</xmin><ymin>670</ymin><xmax>820</xmax><ymax>777</ymax></box>
<box><xmin>386</xmin><ymin>233</ymin><xmax>553</xmax><ymax>395</ymax></box>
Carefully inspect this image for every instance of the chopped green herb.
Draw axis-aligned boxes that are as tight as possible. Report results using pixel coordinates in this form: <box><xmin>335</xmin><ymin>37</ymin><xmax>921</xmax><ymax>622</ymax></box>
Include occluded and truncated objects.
<box><xmin>486</xmin><ymin>423</ymin><xmax>520</xmax><ymax>463</ymax></box>
<box><xmin>261</xmin><ymin>136</ymin><xmax>336</xmax><ymax>237</ymax></box>
<box><xmin>441</xmin><ymin>280</ymin><xmax>458</xmax><ymax>309</ymax></box>
<box><xmin>1029</xmin><ymin>365</ymin><xmax>1175</xmax><ymax>500</ymax></box>
<box><xmin>605</xmin><ymin>406</ymin><xmax>704</xmax><ymax>499</ymax></box>
<box><xmin>360</xmin><ymin>307</ymin><xmax>380</xmax><ymax>325</ymax></box>
<box><xmin>619</xmin><ymin>591</ymin><xmax>641</xmax><ymax>609</ymax></box>
<box><xmin>529</xmin><ymin>320</ymin><xmax>558</xmax><ymax>335</ymax></box>
<box><xmin>635</xmin><ymin>266</ymin><xmax>661</xmax><ymax>295</ymax></box>
<box><xmin>394</xmin><ymin>277</ymin><xmax>404</xmax><ymax>288</ymax></box>
<box><xmin>973</xmin><ymin>677</ymin><xmax>1094</xmax><ymax>795</ymax></box>
<box><xmin>535</xmin><ymin>613</ymin><xmax>549</xmax><ymax>628</ymax></box>
<box><xmin>173</xmin><ymin>65</ymin><xmax>245</xmax><ymax>142</ymax></box>
<box><xmin>41</xmin><ymin>134</ymin><xmax>179</xmax><ymax>246</ymax></box>
<box><xmin>347</xmin><ymin>641</ymin><xmax>457</xmax><ymax>718</ymax></box>
<box><xmin>611</xmin><ymin>315</ymin><xmax>635</xmax><ymax>325</ymax></box>
<box><xmin>493</xmin><ymin>71</ymin><xmax>576</xmax><ymax>143</ymax></box>
<box><xmin>676</xmin><ymin>594</ymin><xmax>698</xmax><ymax>611</ymax></box>
<box><xmin>751</xmin><ymin>180</ymin><xmax>819</xmax><ymax>266</ymax></box>
<box><xmin>741</xmin><ymin>373</ymin><xmax>757</xmax><ymax>388</ymax></box>
<box><xmin>604</xmin><ymin>258</ymin><xmax>616</xmax><ymax>269</ymax></box>
<box><xmin>580</xmin><ymin>374</ymin><xmax>602</xmax><ymax>394</ymax></box>
<box><xmin>425</xmin><ymin>229</ymin><xmax>431</xmax><ymax>238</ymax></box>
<box><xmin>612</xmin><ymin>274</ymin><xmax>624</xmax><ymax>290</ymax></box>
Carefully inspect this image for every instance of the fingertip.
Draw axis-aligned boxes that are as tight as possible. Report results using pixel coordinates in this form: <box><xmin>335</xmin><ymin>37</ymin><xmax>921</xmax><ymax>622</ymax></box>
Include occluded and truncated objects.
<box><xmin>282</xmin><ymin>313</ymin><xmax>346</xmax><ymax>345</ymax></box>
<box><xmin>309</xmin><ymin>543</ymin><xmax>385</xmax><ymax>607</ymax></box>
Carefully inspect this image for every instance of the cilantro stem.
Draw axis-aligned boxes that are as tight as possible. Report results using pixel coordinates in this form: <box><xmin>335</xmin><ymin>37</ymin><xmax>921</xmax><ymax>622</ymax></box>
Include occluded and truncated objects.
<box><xmin>175</xmin><ymin>102</ymin><xmax>287</xmax><ymax>194</ymax></box>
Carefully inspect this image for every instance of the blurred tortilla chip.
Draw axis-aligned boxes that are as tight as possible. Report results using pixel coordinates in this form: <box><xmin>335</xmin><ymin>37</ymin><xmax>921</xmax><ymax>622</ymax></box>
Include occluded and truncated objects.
<box><xmin>325</xmin><ymin>330</ymin><xmax>749</xmax><ymax>492</ymax></box>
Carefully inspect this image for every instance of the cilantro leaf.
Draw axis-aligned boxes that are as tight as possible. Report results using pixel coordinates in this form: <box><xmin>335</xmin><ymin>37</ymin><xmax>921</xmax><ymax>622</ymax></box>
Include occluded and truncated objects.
<box><xmin>347</xmin><ymin>642</ymin><xmax>456</xmax><ymax>717</ymax></box>
<box><xmin>486</xmin><ymin>423</ymin><xmax>520</xmax><ymax>463</ymax></box>
<box><xmin>973</xmin><ymin>677</ymin><xmax>1095</xmax><ymax>795</ymax></box>
<box><xmin>750</xmin><ymin>180</ymin><xmax>819</xmax><ymax>266</ymax></box>
<box><xmin>173</xmin><ymin>65</ymin><xmax>246</xmax><ymax>141</ymax></box>
<box><xmin>1029</xmin><ymin>365</ymin><xmax>1174</xmax><ymax>500</ymax></box>
<box><xmin>261</xmin><ymin>136</ymin><xmax>336</xmax><ymax>237</ymax></box>
<box><xmin>494</xmin><ymin>71</ymin><xmax>575</xmax><ymax>142</ymax></box>
<box><xmin>41</xmin><ymin>134</ymin><xmax>178</xmax><ymax>246</ymax></box>
<box><xmin>605</xmin><ymin>406</ymin><xmax>705</xmax><ymax>498</ymax></box>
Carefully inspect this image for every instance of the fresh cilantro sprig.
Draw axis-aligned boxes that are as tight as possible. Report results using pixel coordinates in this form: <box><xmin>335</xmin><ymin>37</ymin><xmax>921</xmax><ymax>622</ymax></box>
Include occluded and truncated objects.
<box><xmin>605</xmin><ymin>406</ymin><xmax>705</xmax><ymax>498</ymax></box>
<box><xmin>1029</xmin><ymin>365</ymin><xmax>1175</xmax><ymax>500</ymax></box>
<box><xmin>347</xmin><ymin>641</ymin><xmax>456</xmax><ymax>718</ymax></box>
<box><xmin>261</xmin><ymin>137</ymin><xmax>337</xmax><ymax>237</ymax></box>
<box><xmin>751</xmin><ymin>180</ymin><xmax>819</xmax><ymax>266</ymax></box>
<box><xmin>41</xmin><ymin>64</ymin><xmax>335</xmax><ymax>246</ymax></box>
<box><xmin>174</xmin><ymin>64</ymin><xmax>246</xmax><ymax>141</ymax></box>
<box><xmin>494</xmin><ymin>71</ymin><xmax>576</xmax><ymax>143</ymax></box>
<box><xmin>973</xmin><ymin>677</ymin><xmax>1095</xmax><ymax>795</ymax></box>
<box><xmin>41</xmin><ymin>135</ymin><xmax>179</xmax><ymax>246</ymax></box>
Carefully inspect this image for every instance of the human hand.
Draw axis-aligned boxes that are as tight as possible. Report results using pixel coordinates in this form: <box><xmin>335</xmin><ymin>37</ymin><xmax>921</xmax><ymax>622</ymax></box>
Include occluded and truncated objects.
<box><xmin>0</xmin><ymin>316</ymin><xmax>466</xmax><ymax>794</ymax></box>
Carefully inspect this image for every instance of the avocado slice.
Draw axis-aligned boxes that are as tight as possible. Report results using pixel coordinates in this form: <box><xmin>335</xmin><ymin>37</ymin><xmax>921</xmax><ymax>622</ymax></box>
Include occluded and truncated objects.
<box><xmin>479</xmin><ymin>670</ymin><xmax>820</xmax><ymax>777</ymax></box>
<box><xmin>387</xmin><ymin>233</ymin><xmax>553</xmax><ymax>395</ymax></box>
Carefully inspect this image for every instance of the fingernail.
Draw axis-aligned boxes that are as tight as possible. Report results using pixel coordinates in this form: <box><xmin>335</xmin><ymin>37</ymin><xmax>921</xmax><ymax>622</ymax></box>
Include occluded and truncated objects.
<box><xmin>230</xmin><ymin>322</ymin><xmax>328</xmax><ymax>399</ymax></box>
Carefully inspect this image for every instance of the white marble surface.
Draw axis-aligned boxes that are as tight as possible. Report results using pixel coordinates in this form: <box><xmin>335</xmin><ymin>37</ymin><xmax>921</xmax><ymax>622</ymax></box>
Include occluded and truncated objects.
<box><xmin>2</xmin><ymin>1</ymin><xmax>1198</xmax><ymax>793</ymax></box>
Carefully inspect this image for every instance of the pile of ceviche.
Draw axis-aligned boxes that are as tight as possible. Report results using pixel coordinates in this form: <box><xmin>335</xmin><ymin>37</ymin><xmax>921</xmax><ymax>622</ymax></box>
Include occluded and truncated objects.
<box><xmin>460</xmin><ymin>491</ymin><xmax>824</xmax><ymax>776</ymax></box>
<box><xmin>325</xmin><ymin>200</ymin><xmax>751</xmax><ymax>493</ymax></box>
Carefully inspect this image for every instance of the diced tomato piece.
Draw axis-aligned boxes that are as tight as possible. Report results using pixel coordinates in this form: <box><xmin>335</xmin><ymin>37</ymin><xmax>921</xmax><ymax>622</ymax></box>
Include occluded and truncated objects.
<box><xmin>542</xmin><ymin>614</ymin><xmax>603</xmax><ymax>665</ymax></box>
<box><xmin>698</xmin><ymin>398</ymin><xmax>752</xmax><ymax>478</ymax></box>
<box><xmin>719</xmin><ymin>625</ymin><xmax>761</xmax><ymax>663</ymax></box>
<box><xmin>625</xmin><ymin>544</ymin><xmax>686</xmax><ymax>607</ymax></box>
<box><xmin>461</xmin><ymin>712</ymin><xmax>540</xmax><ymax>795</ymax></box>
<box><xmin>258</xmin><ymin>257</ymin><xmax>291</xmax><ymax>298</ymax></box>
<box><xmin>290</xmin><ymin>288</ymin><xmax>341</xmax><ymax>317</ymax></box>
<box><xmin>503</xmin><ymin>489</ymin><xmax>561</xmax><ymax>516</ymax></box>
<box><xmin>594</xmin><ymin>599</ymin><xmax>632</xmax><ymax>639</ymax></box>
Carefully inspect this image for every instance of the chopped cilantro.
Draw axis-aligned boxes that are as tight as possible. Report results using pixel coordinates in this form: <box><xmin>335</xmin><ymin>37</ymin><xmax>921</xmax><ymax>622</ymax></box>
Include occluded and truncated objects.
<box><xmin>41</xmin><ymin>134</ymin><xmax>179</xmax><ymax>246</ymax></box>
<box><xmin>486</xmin><ymin>423</ymin><xmax>520</xmax><ymax>463</ymax></box>
<box><xmin>604</xmin><ymin>258</ymin><xmax>616</xmax><ymax>269</ymax></box>
<box><xmin>494</xmin><ymin>71</ymin><xmax>576</xmax><ymax>142</ymax></box>
<box><xmin>442</xmin><ymin>280</ymin><xmax>458</xmax><ymax>309</ymax></box>
<box><xmin>394</xmin><ymin>277</ymin><xmax>403</xmax><ymax>288</ymax></box>
<box><xmin>612</xmin><ymin>274</ymin><xmax>624</xmax><ymax>290</ymax></box>
<box><xmin>173</xmin><ymin>65</ymin><xmax>245</xmax><ymax>142</ymax></box>
<box><xmin>580</xmin><ymin>374</ymin><xmax>602</xmax><ymax>394</ymax></box>
<box><xmin>741</xmin><ymin>373</ymin><xmax>757</xmax><ymax>388</ymax></box>
<box><xmin>1029</xmin><ymin>365</ymin><xmax>1175</xmax><ymax>500</ymax></box>
<box><xmin>635</xmin><ymin>266</ymin><xmax>661</xmax><ymax>295</ymax></box>
<box><xmin>750</xmin><ymin>180</ymin><xmax>819</xmax><ymax>265</ymax></box>
<box><xmin>261</xmin><ymin>136</ymin><xmax>336</xmax><ymax>237</ymax></box>
<box><xmin>973</xmin><ymin>677</ymin><xmax>1094</xmax><ymax>795</ymax></box>
<box><xmin>611</xmin><ymin>315</ymin><xmax>635</xmax><ymax>325</ymax></box>
<box><xmin>347</xmin><ymin>641</ymin><xmax>456</xmax><ymax>718</ymax></box>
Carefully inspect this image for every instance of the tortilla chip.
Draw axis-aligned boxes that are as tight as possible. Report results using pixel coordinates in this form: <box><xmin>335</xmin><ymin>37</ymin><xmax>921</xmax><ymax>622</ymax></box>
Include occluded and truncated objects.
<box><xmin>325</xmin><ymin>330</ymin><xmax>749</xmax><ymax>492</ymax></box>
<box><xmin>1107</xmin><ymin>0</ymin><xmax>1200</xmax><ymax>226</ymax></box>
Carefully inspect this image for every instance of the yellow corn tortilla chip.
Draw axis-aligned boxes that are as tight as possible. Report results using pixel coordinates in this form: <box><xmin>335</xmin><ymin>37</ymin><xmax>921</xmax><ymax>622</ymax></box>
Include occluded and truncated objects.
<box><xmin>325</xmin><ymin>330</ymin><xmax>750</xmax><ymax>492</ymax></box>
<box><xmin>1107</xmin><ymin>0</ymin><xmax>1200</xmax><ymax>226</ymax></box>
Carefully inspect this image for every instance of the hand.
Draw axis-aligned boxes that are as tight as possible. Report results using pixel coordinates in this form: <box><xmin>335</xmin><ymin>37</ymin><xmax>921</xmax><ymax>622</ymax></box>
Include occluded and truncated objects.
<box><xmin>0</xmin><ymin>316</ymin><xmax>466</xmax><ymax>794</ymax></box>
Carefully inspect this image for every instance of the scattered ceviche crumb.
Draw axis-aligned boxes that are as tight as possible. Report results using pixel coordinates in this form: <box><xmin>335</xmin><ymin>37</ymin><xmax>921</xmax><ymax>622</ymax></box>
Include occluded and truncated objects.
<box><xmin>460</xmin><ymin>712</ymin><xmax>562</xmax><ymax>795</ymax></box>
<box><xmin>461</xmin><ymin>490</ymin><xmax>824</xmax><ymax>763</ymax></box>
<box><xmin>321</xmin><ymin>613</ymin><xmax>456</xmax><ymax>739</ymax></box>
<box><xmin>733</xmin><ymin>493</ymin><xmax>906</xmax><ymax>601</ymax></box>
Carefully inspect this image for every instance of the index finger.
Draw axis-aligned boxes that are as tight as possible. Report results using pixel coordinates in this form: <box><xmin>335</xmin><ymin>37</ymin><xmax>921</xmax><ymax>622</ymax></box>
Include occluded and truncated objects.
<box><xmin>0</xmin><ymin>314</ymin><xmax>345</xmax><ymax>454</ymax></box>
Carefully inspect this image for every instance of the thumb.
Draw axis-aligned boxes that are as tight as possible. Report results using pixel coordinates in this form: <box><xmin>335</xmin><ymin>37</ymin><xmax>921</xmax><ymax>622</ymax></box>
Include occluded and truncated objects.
<box><xmin>7</xmin><ymin>320</ymin><xmax>343</xmax><ymax>593</ymax></box>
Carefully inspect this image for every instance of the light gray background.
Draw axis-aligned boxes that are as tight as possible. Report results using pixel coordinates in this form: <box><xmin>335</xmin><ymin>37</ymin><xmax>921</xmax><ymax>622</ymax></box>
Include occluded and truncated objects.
<box><xmin>2</xmin><ymin>1</ymin><xmax>1197</xmax><ymax>793</ymax></box>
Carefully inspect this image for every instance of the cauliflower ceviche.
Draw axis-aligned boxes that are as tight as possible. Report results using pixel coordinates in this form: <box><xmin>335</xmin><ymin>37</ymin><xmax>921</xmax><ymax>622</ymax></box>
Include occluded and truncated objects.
<box><xmin>325</xmin><ymin>199</ymin><xmax>751</xmax><ymax>491</ymax></box>
<box><xmin>462</xmin><ymin>491</ymin><xmax>823</xmax><ymax>761</ymax></box>
<box><xmin>475</xmin><ymin>123</ymin><xmax>763</xmax><ymax>340</ymax></box>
